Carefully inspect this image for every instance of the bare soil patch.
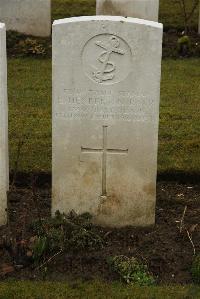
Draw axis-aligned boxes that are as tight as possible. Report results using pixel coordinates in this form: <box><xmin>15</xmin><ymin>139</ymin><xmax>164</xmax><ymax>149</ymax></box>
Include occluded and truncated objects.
<box><xmin>0</xmin><ymin>180</ymin><xmax>199</xmax><ymax>284</ymax></box>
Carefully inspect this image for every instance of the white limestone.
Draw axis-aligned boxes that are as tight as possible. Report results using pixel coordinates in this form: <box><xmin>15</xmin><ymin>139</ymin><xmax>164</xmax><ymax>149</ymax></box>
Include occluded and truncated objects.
<box><xmin>0</xmin><ymin>0</ymin><xmax>51</xmax><ymax>37</ymax></box>
<box><xmin>52</xmin><ymin>16</ymin><xmax>163</xmax><ymax>227</ymax></box>
<box><xmin>0</xmin><ymin>23</ymin><xmax>8</xmax><ymax>226</ymax></box>
<box><xmin>96</xmin><ymin>0</ymin><xmax>159</xmax><ymax>22</ymax></box>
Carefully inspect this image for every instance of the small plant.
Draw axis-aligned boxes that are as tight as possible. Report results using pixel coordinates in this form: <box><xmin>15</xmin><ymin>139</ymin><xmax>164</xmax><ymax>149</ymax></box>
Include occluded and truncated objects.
<box><xmin>177</xmin><ymin>35</ymin><xmax>191</xmax><ymax>56</ymax></box>
<box><xmin>30</xmin><ymin>211</ymin><xmax>104</xmax><ymax>264</ymax></box>
<box><xmin>32</xmin><ymin>236</ymin><xmax>48</xmax><ymax>264</ymax></box>
<box><xmin>6</xmin><ymin>31</ymin><xmax>50</xmax><ymax>57</ymax></box>
<box><xmin>108</xmin><ymin>255</ymin><xmax>155</xmax><ymax>286</ymax></box>
<box><xmin>191</xmin><ymin>254</ymin><xmax>200</xmax><ymax>284</ymax></box>
<box><xmin>18</xmin><ymin>38</ymin><xmax>46</xmax><ymax>56</ymax></box>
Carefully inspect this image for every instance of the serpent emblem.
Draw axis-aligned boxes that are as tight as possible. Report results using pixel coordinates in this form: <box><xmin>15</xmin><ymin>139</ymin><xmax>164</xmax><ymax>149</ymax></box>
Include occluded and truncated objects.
<box><xmin>93</xmin><ymin>36</ymin><xmax>125</xmax><ymax>83</ymax></box>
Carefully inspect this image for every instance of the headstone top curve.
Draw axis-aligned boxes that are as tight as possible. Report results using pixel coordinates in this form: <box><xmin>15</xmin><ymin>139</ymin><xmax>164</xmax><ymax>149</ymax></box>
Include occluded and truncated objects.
<box><xmin>53</xmin><ymin>15</ymin><xmax>163</xmax><ymax>29</ymax></box>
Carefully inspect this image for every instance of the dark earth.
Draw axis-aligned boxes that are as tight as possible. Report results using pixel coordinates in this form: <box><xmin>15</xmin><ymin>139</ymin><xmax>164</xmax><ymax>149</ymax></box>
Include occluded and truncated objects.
<box><xmin>0</xmin><ymin>174</ymin><xmax>199</xmax><ymax>284</ymax></box>
<box><xmin>7</xmin><ymin>30</ymin><xmax>200</xmax><ymax>58</ymax></box>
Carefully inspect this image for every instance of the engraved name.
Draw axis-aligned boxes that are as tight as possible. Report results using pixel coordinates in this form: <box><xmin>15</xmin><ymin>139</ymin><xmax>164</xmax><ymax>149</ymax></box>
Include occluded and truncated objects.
<box><xmin>55</xmin><ymin>89</ymin><xmax>156</xmax><ymax>122</ymax></box>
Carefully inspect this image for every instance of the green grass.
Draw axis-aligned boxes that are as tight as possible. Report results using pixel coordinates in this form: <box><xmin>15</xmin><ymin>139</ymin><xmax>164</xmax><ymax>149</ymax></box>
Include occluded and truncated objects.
<box><xmin>159</xmin><ymin>0</ymin><xmax>199</xmax><ymax>30</ymax></box>
<box><xmin>52</xmin><ymin>0</ymin><xmax>199</xmax><ymax>31</ymax></box>
<box><xmin>52</xmin><ymin>0</ymin><xmax>96</xmax><ymax>21</ymax></box>
<box><xmin>159</xmin><ymin>59</ymin><xmax>200</xmax><ymax>173</ymax></box>
<box><xmin>8</xmin><ymin>58</ymin><xmax>51</xmax><ymax>173</ymax></box>
<box><xmin>0</xmin><ymin>281</ymin><xmax>200</xmax><ymax>299</ymax></box>
<box><xmin>8</xmin><ymin>58</ymin><xmax>200</xmax><ymax>174</ymax></box>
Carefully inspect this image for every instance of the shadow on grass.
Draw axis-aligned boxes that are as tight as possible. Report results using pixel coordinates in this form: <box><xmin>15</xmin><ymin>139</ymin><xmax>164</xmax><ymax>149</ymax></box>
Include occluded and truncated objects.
<box><xmin>9</xmin><ymin>170</ymin><xmax>200</xmax><ymax>189</ymax></box>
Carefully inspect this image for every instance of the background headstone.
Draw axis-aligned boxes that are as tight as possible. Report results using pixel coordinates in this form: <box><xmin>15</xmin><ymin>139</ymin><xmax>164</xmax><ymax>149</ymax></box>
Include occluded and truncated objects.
<box><xmin>0</xmin><ymin>0</ymin><xmax>51</xmax><ymax>37</ymax></box>
<box><xmin>0</xmin><ymin>23</ymin><xmax>8</xmax><ymax>226</ymax></box>
<box><xmin>96</xmin><ymin>0</ymin><xmax>159</xmax><ymax>22</ymax></box>
<box><xmin>52</xmin><ymin>16</ymin><xmax>163</xmax><ymax>227</ymax></box>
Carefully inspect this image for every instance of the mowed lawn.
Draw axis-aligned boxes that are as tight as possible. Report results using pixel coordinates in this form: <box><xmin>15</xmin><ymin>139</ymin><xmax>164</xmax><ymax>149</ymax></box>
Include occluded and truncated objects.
<box><xmin>0</xmin><ymin>281</ymin><xmax>200</xmax><ymax>299</ymax></box>
<box><xmin>8</xmin><ymin>58</ymin><xmax>200</xmax><ymax>174</ymax></box>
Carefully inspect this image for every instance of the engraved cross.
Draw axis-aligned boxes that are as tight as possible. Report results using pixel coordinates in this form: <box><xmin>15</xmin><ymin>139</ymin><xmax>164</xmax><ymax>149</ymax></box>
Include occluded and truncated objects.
<box><xmin>81</xmin><ymin>126</ymin><xmax>128</xmax><ymax>196</ymax></box>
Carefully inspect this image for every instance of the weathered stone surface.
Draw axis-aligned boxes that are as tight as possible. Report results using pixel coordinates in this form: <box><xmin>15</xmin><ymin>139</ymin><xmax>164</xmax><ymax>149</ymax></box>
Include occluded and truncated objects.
<box><xmin>52</xmin><ymin>16</ymin><xmax>163</xmax><ymax>227</ymax></box>
<box><xmin>0</xmin><ymin>23</ymin><xmax>8</xmax><ymax>226</ymax></box>
<box><xmin>0</xmin><ymin>0</ymin><xmax>51</xmax><ymax>37</ymax></box>
<box><xmin>96</xmin><ymin>0</ymin><xmax>159</xmax><ymax>22</ymax></box>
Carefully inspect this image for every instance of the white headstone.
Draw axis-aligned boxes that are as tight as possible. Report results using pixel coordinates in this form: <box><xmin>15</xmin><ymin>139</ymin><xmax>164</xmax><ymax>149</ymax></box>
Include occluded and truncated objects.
<box><xmin>96</xmin><ymin>0</ymin><xmax>159</xmax><ymax>22</ymax></box>
<box><xmin>52</xmin><ymin>16</ymin><xmax>163</xmax><ymax>227</ymax></box>
<box><xmin>0</xmin><ymin>0</ymin><xmax>51</xmax><ymax>37</ymax></box>
<box><xmin>0</xmin><ymin>23</ymin><xmax>8</xmax><ymax>226</ymax></box>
